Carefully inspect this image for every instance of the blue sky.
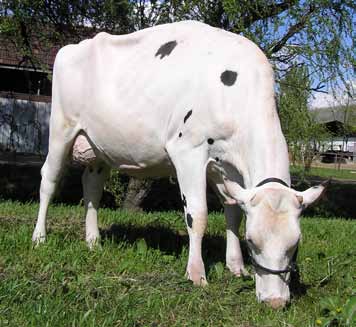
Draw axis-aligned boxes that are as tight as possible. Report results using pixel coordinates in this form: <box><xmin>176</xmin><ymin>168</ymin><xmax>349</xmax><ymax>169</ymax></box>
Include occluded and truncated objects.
<box><xmin>266</xmin><ymin>6</ymin><xmax>355</xmax><ymax>109</ymax></box>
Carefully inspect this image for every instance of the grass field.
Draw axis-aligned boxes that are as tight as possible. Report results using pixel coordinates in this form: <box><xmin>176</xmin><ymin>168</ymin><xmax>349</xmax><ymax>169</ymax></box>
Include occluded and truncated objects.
<box><xmin>290</xmin><ymin>165</ymin><xmax>356</xmax><ymax>181</ymax></box>
<box><xmin>0</xmin><ymin>200</ymin><xmax>355</xmax><ymax>326</ymax></box>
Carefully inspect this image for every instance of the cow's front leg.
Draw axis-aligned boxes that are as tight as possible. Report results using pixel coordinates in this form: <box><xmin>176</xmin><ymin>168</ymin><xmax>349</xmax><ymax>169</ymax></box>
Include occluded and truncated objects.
<box><xmin>185</xmin><ymin>208</ymin><xmax>208</xmax><ymax>286</ymax></box>
<box><xmin>225</xmin><ymin>204</ymin><xmax>248</xmax><ymax>276</ymax></box>
<box><xmin>208</xmin><ymin>170</ymin><xmax>247</xmax><ymax>277</ymax></box>
<box><xmin>168</xmin><ymin>146</ymin><xmax>208</xmax><ymax>286</ymax></box>
<box><xmin>82</xmin><ymin>162</ymin><xmax>110</xmax><ymax>248</ymax></box>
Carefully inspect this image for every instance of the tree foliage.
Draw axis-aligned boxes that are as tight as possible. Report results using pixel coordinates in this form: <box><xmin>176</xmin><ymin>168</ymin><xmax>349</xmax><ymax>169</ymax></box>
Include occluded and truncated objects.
<box><xmin>0</xmin><ymin>0</ymin><xmax>133</xmax><ymax>71</ymax></box>
<box><xmin>278</xmin><ymin>66</ymin><xmax>329</xmax><ymax>169</ymax></box>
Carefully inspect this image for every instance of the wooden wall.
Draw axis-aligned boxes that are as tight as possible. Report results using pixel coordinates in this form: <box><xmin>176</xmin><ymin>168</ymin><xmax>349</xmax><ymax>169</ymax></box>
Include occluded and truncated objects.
<box><xmin>0</xmin><ymin>97</ymin><xmax>50</xmax><ymax>155</ymax></box>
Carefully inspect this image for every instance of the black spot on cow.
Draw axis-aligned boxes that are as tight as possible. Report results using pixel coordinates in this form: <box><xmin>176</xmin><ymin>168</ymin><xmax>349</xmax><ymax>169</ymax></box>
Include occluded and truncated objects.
<box><xmin>215</xmin><ymin>157</ymin><xmax>219</xmax><ymax>162</ymax></box>
<box><xmin>182</xmin><ymin>194</ymin><xmax>187</xmax><ymax>207</ymax></box>
<box><xmin>155</xmin><ymin>40</ymin><xmax>178</xmax><ymax>59</ymax></box>
<box><xmin>186</xmin><ymin>213</ymin><xmax>193</xmax><ymax>228</ymax></box>
<box><xmin>207</xmin><ymin>138</ymin><xmax>214</xmax><ymax>145</ymax></box>
<box><xmin>97</xmin><ymin>167</ymin><xmax>103</xmax><ymax>174</ymax></box>
<box><xmin>179</xmin><ymin>132</ymin><xmax>182</xmax><ymax>138</ymax></box>
<box><xmin>220</xmin><ymin>70</ymin><xmax>238</xmax><ymax>86</ymax></box>
<box><xmin>184</xmin><ymin>109</ymin><xmax>193</xmax><ymax>123</ymax></box>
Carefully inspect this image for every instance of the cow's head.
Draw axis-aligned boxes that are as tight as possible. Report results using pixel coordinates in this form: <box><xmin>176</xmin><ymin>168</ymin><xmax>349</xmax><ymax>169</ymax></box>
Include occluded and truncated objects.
<box><xmin>224</xmin><ymin>179</ymin><xmax>328</xmax><ymax>308</ymax></box>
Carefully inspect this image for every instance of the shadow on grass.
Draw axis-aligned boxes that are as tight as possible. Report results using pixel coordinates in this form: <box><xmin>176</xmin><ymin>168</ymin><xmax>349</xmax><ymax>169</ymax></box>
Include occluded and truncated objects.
<box><xmin>100</xmin><ymin>223</ymin><xmax>309</xmax><ymax>297</ymax></box>
<box><xmin>290</xmin><ymin>267</ymin><xmax>310</xmax><ymax>299</ymax></box>
<box><xmin>100</xmin><ymin>222</ymin><xmax>228</xmax><ymax>267</ymax></box>
<box><xmin>295</xmin><ymin>179</ymin><xmax>356</xmax><ymax>218</ymax></box>
<box><xmin>101</xmin><ymin>222</ymin><xmax>243</xmax><ymax>278</ymax></box>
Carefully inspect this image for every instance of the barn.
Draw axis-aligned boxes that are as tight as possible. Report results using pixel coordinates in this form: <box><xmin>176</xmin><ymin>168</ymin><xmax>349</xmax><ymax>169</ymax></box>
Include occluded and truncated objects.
<box><xmin>0</xmin><ymin>33</ymin><xmax>84</xmax><ymax>201</ymax></box>
<box><xmin>0</xmin><ymin>32</ymin><xmax>58</xmax><ymax>158</ymax></box>
<box><xmin>313</xmin><ymin>106</ymin><xmax>356</xmax><ymax>162</ymax></box>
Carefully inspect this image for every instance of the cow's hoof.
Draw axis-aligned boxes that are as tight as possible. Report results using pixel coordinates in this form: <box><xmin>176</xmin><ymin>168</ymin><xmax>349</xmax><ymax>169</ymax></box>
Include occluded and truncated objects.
<box><xmin>186</xmin><ymin>272</ymin><xmax>208</xmax><ymax>286</ymax></box>
<box><xmin>86</xmin><ymin>237</ymin><xmax>101</xmax><ymax>250</ymax></box>
<box><xmin>227</xmin><ymin>263</ymin><xmax>249</xmax><ymax>277</ymax></box>
<box><xmin>32</xmin><ymin>232</ymin><xmax>46</xmax><ymax>247</ymax></box>
<box><xmin>196</xmin><ymin>276</ymin><xmax>208</xmax><ymax>286</ymax></box>
<box><xmin>186</xmin><ymin>263</ymin><xmax>208</xmax><ymax>286</ymax></box>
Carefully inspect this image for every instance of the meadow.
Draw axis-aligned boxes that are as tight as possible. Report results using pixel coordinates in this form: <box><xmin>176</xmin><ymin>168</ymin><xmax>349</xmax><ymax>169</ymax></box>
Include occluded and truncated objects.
<box><xmin>290</xmin><ymin>165</ymin><xmax>356</xmax><ymax>181</ymax></box>
<box><xmin>0</xmin><ymin>200</ymin><xmax>355</xmax><ymax>326</ymax></box>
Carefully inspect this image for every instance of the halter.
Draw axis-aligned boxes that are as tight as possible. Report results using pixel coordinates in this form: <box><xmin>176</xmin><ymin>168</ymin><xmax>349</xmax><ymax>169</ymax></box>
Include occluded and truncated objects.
<box><xmin>248</xmin><ymin>245</ymin><xmax>299</xmax><ymax>276</ymax></box>
<box><xmin>247</xmin><ymin>177</ymin><xmax>298</xmax><ymax>276</ymax></box>
<box><xmin>255</xmin><ymin>177</ymin><xmax>290</xmax><ymax>188</ymax></box>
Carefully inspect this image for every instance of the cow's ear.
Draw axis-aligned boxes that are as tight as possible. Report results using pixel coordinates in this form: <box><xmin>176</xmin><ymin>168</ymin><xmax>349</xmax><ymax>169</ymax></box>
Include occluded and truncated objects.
<box><xmin>223</xmin><ymin>178</ymin><xmax>254</xmax><ymax>206</ymax></box>
<box><xmin>294</xmin><ymin>179</ymin><xmax>330</xmax><ymax>209</ymax></box>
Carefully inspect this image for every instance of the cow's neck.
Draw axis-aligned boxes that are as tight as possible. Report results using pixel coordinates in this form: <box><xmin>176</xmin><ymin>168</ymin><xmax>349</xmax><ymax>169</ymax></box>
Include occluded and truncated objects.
<box><xmin>234</xmin><ymin>107</ymin><xmax>291</xmax><ymax>189</ymax></box>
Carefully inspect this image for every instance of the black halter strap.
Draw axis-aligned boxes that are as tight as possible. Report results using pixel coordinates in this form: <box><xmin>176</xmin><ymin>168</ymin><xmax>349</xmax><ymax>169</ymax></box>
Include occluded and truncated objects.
<box><xmin>255</xmin><ymin>177</ymin><xmax>289</xmax><ymax>188</ymax></box>
<box><xmin>248</xmin><ymin>246</ymin><xmax>299</xmax><ymax>276</ymax></box>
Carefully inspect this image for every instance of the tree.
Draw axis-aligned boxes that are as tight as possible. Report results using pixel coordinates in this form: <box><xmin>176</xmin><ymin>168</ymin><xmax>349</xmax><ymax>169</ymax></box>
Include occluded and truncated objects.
<box><xmin>278</xmin><ymin>66</ymin><xmax>329</xmax><ymax>170</ymax></box>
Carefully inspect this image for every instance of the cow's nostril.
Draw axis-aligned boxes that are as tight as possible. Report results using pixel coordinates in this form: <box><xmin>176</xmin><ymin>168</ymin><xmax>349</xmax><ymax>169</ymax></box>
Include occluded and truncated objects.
<box><xmin>264</xmin><ymin>298</ymin><xmax>287</xmax><ymax>309</ymax></box>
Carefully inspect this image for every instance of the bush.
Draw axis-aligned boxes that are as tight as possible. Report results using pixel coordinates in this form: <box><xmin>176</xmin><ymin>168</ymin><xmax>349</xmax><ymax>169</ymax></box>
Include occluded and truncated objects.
<box><xmin>104</xmin><ymin>170</ymin><xmax>126</xmax><ymax>208</ymax></box>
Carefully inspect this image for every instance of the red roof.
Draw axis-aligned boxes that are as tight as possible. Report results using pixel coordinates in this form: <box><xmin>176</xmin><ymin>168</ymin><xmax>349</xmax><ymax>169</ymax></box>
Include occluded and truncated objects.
<box><xmin>0</xmin><ymin>35</ymin><xmax>60</xmax><ymax>70</ymax></box>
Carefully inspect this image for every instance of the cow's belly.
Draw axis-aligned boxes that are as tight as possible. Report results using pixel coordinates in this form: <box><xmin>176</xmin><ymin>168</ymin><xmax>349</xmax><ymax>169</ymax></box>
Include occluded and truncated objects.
<box><xmin>74</xmin><ymin>122</ymin><xmax>174</xmax><ymax>178</ymax></box>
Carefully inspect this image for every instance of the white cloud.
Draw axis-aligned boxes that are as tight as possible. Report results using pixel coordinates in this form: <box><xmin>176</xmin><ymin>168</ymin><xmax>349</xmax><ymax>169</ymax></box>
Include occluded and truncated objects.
<box><xmin>309</xmin><ymin>92</ymin><xmax>341</xmax><ymax>109</ymax></box>
<box><xmin>309</xmin><ymin>79</ymin><xmax>356</xmax><ymax>109</ymax></box>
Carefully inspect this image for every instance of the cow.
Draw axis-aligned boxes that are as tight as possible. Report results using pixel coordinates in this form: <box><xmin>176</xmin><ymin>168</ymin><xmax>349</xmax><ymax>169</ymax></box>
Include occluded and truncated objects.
<box><xmin>32</xmin><ymin>20</ymin><xmax>327</xmax><ymax>308</ymax></box>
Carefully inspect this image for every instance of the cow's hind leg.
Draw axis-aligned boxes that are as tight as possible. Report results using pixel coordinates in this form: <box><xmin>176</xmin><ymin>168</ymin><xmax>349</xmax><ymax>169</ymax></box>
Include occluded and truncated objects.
<box><xmin>82</xmin><ymin>162</ymin><xmax>110</xmax><ymax>248</ymax></box>
<box><xmin>32</xmin><ymin>123</ymin><xmax>80</xmax><ymax>244</ymax></box>
<box><xmin>168</xmin><ymin>146</ymin><xmax>208</xmax><ymax>286</ymax></box>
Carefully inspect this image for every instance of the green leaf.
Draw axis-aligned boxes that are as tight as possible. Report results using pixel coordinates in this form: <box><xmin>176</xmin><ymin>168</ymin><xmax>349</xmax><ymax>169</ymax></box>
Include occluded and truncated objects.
<box><xmin>344</xmin><ymin>296</ymin><xmax>356</xmax><ymax>325</ymax></box>
<box><xmin>320</xmin><ymin>296</ymin><xmax>342</xmax><ymax>316</ymax></box>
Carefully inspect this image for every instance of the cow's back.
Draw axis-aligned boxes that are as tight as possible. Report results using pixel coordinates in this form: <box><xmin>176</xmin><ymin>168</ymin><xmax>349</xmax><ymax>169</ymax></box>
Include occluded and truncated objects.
<box><xmin>53</xmin><ymin>21</ymin><xmax>273</xmax><ymax>175</ymax></box>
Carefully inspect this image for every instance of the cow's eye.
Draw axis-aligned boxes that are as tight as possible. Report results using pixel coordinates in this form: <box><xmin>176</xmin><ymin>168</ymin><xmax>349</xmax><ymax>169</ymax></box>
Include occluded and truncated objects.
<box><xmin>246</xmin><ymin>238</ymin><xmax>261</xmax><ymax>254</ymax></box>
<box><xmin>247</xmin><ymin>238</ymin><xmax>255</xmax><ymax>248</ymax></box>
<box><xmin>286</xmin><ymin>242</ymin><xmax>299</xmax><ymax>256</ymax></box>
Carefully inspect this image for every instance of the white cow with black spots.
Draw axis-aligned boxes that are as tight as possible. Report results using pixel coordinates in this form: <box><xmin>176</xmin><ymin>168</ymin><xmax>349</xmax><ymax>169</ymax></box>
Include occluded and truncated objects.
<box><xmin>33</xmin><ymin>21</ymin><xmax>327</xmax><ymax>308</ymax></box>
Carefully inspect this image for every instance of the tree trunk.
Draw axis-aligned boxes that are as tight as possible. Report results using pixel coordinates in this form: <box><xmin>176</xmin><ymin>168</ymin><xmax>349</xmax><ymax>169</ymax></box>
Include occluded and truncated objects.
<box><xmin>122</xmin><ymin>178</ymin><xmax>153</xmax><ymax>211</ymax></box>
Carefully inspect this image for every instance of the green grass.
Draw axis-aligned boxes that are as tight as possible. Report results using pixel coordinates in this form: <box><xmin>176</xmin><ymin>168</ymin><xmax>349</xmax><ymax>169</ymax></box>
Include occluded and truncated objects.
<box><xmin>291</xmin><ymin>166</ymin><xmax>356</xmax><ymax>181</ymax></box>
<box><xmin>0</xmin><ymin>200</ymin><xmax>355</xmax><ymax>326</ymax></box>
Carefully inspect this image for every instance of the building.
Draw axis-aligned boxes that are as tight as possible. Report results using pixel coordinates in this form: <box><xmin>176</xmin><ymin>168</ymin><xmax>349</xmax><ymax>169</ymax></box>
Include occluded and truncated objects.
<box><xmin>0</xmin><ymin>32</ymin><xmax>60</xmax><ymax>156</ymax></box>
<box><xmin>313</xmin><ymin>105</ymin><xmax>356</xmax><ymax>162</ymax></box>
<box><xmin>0</xmin><ymin>24</ymin><xmax>96</xmax><ymax>158</ymax></box>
